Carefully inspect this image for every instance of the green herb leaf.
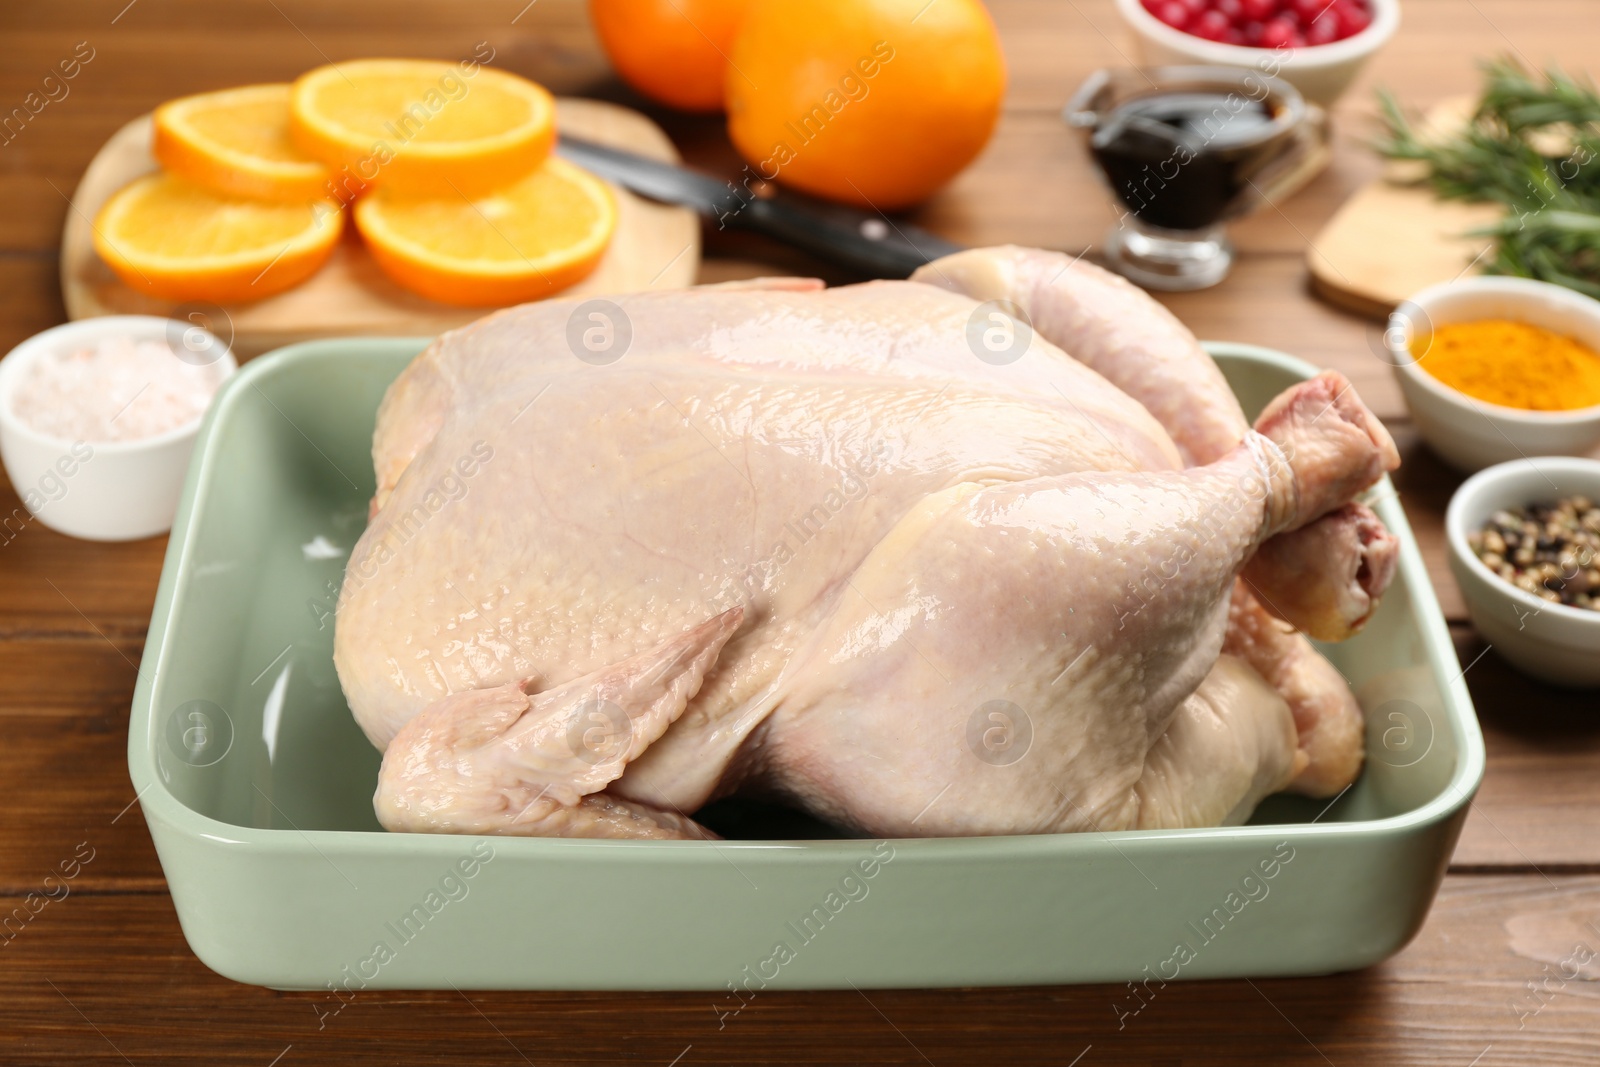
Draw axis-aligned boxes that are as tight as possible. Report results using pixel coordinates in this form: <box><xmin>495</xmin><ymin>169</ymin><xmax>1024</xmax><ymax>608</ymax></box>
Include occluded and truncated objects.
<box><xmin>1375</xmin><ymin>58</ymin><xmax>1600</xmax><ymax>295</ymax></box>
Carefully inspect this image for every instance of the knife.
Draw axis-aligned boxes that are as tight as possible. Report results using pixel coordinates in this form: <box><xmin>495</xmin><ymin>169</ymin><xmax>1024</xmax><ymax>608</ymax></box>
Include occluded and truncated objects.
<box><xmin>556</xmin><ymin>135</ymin><xmax>964</xmax><ymax>279</ymax></box>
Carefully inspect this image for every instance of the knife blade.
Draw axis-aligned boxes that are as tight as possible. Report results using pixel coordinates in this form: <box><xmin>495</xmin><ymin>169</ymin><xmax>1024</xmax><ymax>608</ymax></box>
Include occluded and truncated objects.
<box><xmin>556</xmin><ymin>135</ymin><xmax>964</xmax><ymax>279</ymax></box>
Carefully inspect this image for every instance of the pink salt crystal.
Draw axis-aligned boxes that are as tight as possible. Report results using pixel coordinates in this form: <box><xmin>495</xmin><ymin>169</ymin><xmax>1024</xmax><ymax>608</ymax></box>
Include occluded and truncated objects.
<box><xmin>10</xmin><ymin>334</ymin><xmax>224</xmax><ymax>443</ymax></box>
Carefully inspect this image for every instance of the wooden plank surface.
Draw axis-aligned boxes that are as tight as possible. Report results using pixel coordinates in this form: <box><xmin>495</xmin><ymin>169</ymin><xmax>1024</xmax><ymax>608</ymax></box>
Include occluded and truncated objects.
<box><xmin>2</xmin><ymin>0</ymin><xmax>1599</xmax><ymax>1061</ymax></box>
<box><xmin>4</xmin><ymin>878</ymin><xmax>1600</xmax><ymax>1065</ymax></box>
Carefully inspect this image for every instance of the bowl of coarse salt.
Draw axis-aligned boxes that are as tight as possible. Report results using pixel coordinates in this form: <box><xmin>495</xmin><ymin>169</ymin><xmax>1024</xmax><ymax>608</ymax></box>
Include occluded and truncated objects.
<box><xmin>0</xmin><ymin>316</ymin><xmax>235</xmax><ymax>541</ymax></box>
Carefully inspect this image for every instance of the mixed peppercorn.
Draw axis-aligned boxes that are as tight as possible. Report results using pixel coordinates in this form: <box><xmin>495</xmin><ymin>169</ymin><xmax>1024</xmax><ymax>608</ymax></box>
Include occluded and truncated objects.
<box><xmin>1470</xmin><ymin>496</ymin><xmax>1600</xmax><ymax>611</ymax></box>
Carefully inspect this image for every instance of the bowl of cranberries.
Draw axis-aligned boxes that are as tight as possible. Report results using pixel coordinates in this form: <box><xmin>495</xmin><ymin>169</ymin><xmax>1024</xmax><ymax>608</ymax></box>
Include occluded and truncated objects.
<box><xmin>1114</xmin><ymin>0</ymin><xmax>1399</xmax><ymax>107</ymax></box>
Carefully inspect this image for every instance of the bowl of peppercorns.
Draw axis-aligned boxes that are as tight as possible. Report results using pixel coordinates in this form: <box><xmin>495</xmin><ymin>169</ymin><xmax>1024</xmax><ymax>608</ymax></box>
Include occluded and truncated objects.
<box><xmin>1113</xmin><ymin>0</ymin><xmax>1400</xmax><ymax>108</ymax></box>
<box><xmin>1447</xmin><ymin>457</ymin><xmax>1600</xmax><ymax>688</ymax></box>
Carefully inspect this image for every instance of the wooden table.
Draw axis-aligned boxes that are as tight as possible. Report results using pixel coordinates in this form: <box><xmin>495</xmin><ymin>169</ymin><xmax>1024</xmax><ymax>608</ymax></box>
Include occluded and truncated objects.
<box><xmin>4</xmin><ymin>1</ymin><xmax>1598</xmax><ymax>1062</ymax></box>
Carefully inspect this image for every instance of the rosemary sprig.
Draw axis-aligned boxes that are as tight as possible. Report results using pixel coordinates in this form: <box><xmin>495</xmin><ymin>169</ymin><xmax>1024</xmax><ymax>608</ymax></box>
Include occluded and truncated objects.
<box><xmin>1375</xmin><ymin>58</ymin><xmax>1600</xmax><ymax>300</ymax></box>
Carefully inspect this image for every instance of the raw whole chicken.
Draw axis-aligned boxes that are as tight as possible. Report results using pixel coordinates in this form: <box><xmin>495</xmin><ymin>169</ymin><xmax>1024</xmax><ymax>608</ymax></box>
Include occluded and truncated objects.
<box><xmin>333</xmin><ymin>246</ymin><xmax>1400</xmax><ymax>841</ymax></box>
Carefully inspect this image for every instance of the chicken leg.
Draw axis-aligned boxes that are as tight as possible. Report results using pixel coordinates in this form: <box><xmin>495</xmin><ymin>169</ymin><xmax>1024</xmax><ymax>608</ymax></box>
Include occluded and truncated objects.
<box><xmin>911</xmin><ymin>245</ymin><xmax>1401</xmax><ymax>640</ymax></box>
<box><xmin>913</xmin><ymin>245</ymin><xmax>1397</xmax><ymax>795</ymax></box>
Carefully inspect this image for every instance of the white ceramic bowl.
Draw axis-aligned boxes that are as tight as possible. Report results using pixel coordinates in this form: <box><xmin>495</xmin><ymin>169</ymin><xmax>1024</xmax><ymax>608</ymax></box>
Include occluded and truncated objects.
<box><xmin>1446</xmin><ymin>457</ymin><xmax>1600</xmax><ymax>688</ymax></box>
<box><xmin>1386</xmin><ymin>276</ymin><xmax>1600</xmax><ymax>472</ymax></box>
<box><xmin>0</xmin><ymin>316</ymin><xmax>235</xmax><ymax>542</ymax></box>
<box><xmin>1112</xmin><ymin>0</ymin><xmax>1401</xmax><ymax>108</ymax></box>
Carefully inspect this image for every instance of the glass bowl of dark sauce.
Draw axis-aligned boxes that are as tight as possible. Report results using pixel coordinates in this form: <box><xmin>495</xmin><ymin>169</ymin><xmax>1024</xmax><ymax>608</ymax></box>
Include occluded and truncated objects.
<box><xmin>1065</xmin><ymin>66</ymin><xmax>1312</xmax><ymax>291</ymax></box>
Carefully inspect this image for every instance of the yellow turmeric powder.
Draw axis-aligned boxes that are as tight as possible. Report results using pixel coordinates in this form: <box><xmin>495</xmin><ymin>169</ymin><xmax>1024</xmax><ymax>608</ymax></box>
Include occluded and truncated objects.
<box><xmin>1413</xmin><ymin>319</ymin><xmax>1600</xmax><ymax>411</ymax></box>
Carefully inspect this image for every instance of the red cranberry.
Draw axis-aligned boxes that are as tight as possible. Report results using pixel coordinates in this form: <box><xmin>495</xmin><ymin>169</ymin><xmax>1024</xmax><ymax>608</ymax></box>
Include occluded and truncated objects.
<box><xmin>1159</xmin><ymin>0</ymin><xmax>1360</xmax><ymax>48</ymax></box>
<box><xmin>1153</xmin><ymin>0</ymin><xmax>1193</xmax><ymax>28</ymax></box>
<box><xmin>1190</xmin><ymin>9</ymin><xmax>1231</xmax><ymax>39</ymax></box>
<box><xmin>1333</xmin><ymin>0</ymin><xmax>1372</xmax><ymax>36</ymax></box>
<box><xmin>1306</xmin><ymin>11</ymin><xmax>1341</xmax><ymax>43</ymax></box>
<box><xmin>1290</xmin><ymin>0</ymin><xmax>1329</xmax><ymax>23</ymax></box>
<box><xmin>1257</xmin><ymin>16</ymin><xmax>1297</xmax><ymax>47</ymax></box>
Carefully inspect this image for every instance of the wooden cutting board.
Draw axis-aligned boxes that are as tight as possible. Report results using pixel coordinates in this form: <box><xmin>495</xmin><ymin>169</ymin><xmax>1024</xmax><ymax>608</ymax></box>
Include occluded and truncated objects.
<box><xmin>1307</xmin><ymin>98</ymin><xmax>1503</xmax><ymax>320</ymax></box>
<box><xmin>61</xmin><ymin>98</ymin><xmax>700</xmax><ymax>359</ymax></box>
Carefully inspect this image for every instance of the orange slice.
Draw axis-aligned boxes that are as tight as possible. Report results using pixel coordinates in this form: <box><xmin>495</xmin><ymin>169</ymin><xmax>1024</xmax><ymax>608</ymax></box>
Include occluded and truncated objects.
<box><xmin>93</xmin><ymin>173</ymin><xmax>343</xmax><ymax>303</ymax></box>
<box><xmin>353</xmin><ymin>156</ymin><xmax>616</xmax><ymax>306</ymax></box>
<box><xmin>290</xmin><ymin>59</ymin><xmax>556</xmax><ymax>198</ymax></box>
<box><xmin>152</xmin><ymin>84</ymin><xmax>332</xmax><ymax>202</ymax></box>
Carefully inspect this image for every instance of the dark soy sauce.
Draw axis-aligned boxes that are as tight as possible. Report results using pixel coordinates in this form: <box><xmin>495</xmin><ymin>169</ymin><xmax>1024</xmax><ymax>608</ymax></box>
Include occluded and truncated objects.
<box><xmin>1089</xmin><ymin>90</ymin><xmax>1286</xmax><ymax>231</ymax></box>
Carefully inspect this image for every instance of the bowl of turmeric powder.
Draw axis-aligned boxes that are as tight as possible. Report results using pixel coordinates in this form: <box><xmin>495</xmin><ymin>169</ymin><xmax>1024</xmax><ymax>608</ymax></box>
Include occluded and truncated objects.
<box><xmin>1386</xmin><ymin>277</ymin><xmax>1600</xmax><ymax>471</ymax></box>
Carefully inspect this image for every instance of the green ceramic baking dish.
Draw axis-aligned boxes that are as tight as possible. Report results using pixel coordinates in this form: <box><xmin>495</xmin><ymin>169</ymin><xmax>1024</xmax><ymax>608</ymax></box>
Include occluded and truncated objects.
<box><xmin>128</xmin><ymin>338</ymin><xmax>1484</xmax><ymax>991</ymax></box>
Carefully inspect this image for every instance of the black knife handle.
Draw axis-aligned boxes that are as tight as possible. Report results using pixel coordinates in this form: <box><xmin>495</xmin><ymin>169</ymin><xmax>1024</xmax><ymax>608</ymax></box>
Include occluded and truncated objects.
<box><xmin>728</xmin><ymin>191</ymin><xmax>964</xmax><ymax>279</ymax></box>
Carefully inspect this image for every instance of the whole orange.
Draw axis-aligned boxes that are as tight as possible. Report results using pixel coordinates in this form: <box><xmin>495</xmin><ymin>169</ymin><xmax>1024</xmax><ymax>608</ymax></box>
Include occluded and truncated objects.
<box><xmin>590</xmin><ymin>0</ymin><xmax>750</xmax><ymax>112</ymax></box>
<box><xmin>725</xmin><ymin>0</ymin><xmax>1006</xmax><ymax>210</ymax></box>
